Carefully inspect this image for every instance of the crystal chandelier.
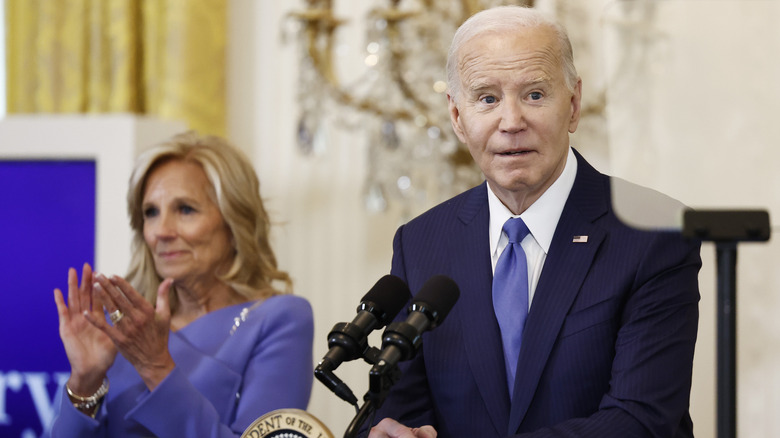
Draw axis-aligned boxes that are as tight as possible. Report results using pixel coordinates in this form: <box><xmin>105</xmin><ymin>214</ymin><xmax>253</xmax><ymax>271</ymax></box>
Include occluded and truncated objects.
<box><xmin>286</xmin><ymin>0</ymin><xmax>535</xmax><ymax>216</ymax></box>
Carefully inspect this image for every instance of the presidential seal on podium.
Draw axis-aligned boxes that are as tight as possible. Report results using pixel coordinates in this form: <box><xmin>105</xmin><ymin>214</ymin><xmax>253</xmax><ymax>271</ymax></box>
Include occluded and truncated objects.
<box><xmin>241</xmin><ymin>409</ymin><xmax>334</xmax><ymax>438</ymax></box>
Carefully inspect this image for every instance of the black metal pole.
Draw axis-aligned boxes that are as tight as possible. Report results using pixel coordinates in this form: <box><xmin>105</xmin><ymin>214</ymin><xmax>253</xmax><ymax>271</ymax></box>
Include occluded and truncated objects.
<box><xmin>344</xmin><ymin>398</ymin><xmax>376</xmax><ymax>438</ymax></box>
<box><xmin>716</xmin><ymin>242</ymin><xmax>737</xmax><ymax>438</ymax></box>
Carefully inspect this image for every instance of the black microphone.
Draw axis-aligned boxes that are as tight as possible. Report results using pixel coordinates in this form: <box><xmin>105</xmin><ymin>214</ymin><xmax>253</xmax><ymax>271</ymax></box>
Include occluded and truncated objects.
<box><xmin>371</xmin><ymin>275</ymin><xmax>460</xmax><ymax>377</ymax></box>
<box><xmin>315</xmin><ymin>274</ymin><xmax>410</xmax><ymax>405</ymax></box>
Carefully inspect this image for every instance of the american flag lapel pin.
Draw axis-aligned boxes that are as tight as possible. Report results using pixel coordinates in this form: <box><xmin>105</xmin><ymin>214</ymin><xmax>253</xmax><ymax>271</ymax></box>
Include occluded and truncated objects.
<box><xmin>572</xmin><ymin>235</ymin><xmax>588</xmax><ymax>243</ymax></box>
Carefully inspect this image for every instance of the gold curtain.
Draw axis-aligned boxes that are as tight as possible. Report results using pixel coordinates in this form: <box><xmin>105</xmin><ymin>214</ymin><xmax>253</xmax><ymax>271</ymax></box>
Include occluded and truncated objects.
<box><xmin>5</xmin><ymin>0</ymin><xmax>226</xmax><ymax>136</ymax></box>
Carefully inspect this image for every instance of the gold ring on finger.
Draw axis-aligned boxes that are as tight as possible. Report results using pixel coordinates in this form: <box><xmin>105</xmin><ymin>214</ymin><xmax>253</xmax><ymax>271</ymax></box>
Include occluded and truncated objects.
<box><xmin>109</xmin><ymin>309</ymin><xmax>124</xmax><ymax>324</ymax></box>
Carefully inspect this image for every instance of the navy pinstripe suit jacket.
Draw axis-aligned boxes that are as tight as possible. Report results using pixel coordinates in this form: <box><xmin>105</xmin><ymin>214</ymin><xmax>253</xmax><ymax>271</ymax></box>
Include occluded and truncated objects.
<box><xmin>375</xmin><ymin>150</ymin><xmax>701</xmax><ymax>437</ymax></box>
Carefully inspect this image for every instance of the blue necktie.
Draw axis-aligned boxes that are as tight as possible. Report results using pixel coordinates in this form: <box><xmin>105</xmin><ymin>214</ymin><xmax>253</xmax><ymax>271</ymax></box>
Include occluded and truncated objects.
<box><xmin>492</xmin><ymin>217</ymin><xmax>530</xmax><ymax>396</ymax></box>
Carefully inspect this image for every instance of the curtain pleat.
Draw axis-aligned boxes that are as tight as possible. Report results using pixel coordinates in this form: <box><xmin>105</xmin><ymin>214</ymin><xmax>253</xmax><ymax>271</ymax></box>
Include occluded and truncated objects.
<box><xmin>4</xmin><ymin>0</ymin><xmax>226</xmax><ymax>136</ymax></box>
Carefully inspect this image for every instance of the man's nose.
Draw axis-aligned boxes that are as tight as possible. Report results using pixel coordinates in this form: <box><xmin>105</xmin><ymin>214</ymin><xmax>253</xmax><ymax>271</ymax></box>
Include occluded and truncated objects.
<box><xmin>499</xmin><ymin>98</ymin><xmax>527</xmax><ymax>133</ymax></box>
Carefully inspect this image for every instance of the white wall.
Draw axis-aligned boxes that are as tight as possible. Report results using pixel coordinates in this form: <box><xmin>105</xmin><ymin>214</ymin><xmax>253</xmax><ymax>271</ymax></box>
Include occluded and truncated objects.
<box><xmin>603</xmin><ymin>2</ymin><xmax>780</xmax><ymax>437</ymax></box>
<box><xmin>228</xmin><ymin>1</ymin><xmax>396</xmax><ymax>435</ymax></box>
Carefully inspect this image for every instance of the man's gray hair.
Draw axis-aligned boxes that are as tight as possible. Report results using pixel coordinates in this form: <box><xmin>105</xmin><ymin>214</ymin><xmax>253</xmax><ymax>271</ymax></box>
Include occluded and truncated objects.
<box><xmin>446</xmin><ymin>6</ymin><xmax>579</xmax><ymax>101</ymax></box>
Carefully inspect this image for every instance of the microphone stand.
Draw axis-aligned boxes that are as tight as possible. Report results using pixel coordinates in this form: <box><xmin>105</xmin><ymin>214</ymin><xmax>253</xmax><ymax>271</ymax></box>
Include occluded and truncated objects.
<box><xmin>314</xmin><ymin>339</ymin><xmax>401</xmax><ymax>438</ymax></box>
<box><xmin>344</xmin><ymin>351</ymin><xmax>403</xmax><ymax>438</ymax></box>
<box><xmin>682</xmin><ymin>209</ymin><xmax>771</xmax><ymax>438</ymax></box>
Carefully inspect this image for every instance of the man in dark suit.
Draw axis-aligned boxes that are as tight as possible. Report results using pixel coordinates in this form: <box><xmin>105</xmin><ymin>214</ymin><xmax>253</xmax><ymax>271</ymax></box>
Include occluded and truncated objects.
<box><xmin>368</xmin><ymin>5</ymin><xmax>701</xmax><ymax>438</ymax></box>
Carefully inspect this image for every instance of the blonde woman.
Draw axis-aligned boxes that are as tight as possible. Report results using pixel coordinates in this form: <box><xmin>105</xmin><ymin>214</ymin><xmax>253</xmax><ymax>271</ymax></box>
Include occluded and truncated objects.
<box><xmin>46</xmin><ymin>132</ymin><xmax>313</xmax><ymax>437</ymax></box>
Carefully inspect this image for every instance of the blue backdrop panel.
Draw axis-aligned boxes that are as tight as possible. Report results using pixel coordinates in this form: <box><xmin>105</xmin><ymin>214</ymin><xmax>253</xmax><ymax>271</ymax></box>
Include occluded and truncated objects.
<box><xmin>0</xmin><ymin>160</ymin><xmax>96</xmax><ymax>438</ymax></box>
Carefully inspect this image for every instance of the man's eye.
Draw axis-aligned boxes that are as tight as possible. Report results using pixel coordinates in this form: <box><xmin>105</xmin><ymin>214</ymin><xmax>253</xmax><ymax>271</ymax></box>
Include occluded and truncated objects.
<box><xmin>529</xmin><ymin>92</ymin><xmax>543</xmax><ymax>101</ymax></box>
<box><xmin>143</xmin><ymin>207</ymin><xmax>158</xmax><ymax>218</ymax></box>
<box><xmin>481</xmin><ymin>96</ymin><xmax>497</xmax><ymax>104</ymax></box>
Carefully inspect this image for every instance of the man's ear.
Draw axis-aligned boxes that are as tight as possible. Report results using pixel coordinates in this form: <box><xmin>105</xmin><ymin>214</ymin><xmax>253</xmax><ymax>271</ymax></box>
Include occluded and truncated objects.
<box><xmin>448</xmin><ymin>93</ymin><xmax>467</xmax><ymax>143</ymax></box>
<box><xmin>568</xmin><ymin>78</ymin><xmax>583</xmax><ymax>133</ymax></box>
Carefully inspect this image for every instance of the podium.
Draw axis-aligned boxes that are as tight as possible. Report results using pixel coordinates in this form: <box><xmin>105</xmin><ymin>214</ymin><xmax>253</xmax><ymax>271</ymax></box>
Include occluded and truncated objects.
<box><xmin>241</xmin><ymin>409</ymin><xmax>334</xmax><ymax>438</ymax></box>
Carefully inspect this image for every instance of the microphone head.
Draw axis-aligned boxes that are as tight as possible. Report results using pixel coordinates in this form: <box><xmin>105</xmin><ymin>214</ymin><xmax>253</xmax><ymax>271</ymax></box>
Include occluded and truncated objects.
<box><xmin>410</xmin><ymin>275</ymin><xmax>460</xmax><ymax>326</ymax></box>
<box><xmin>359</xmin><ymin>275</ymin><xmax>411</xmax><ymax>326</ymax></box>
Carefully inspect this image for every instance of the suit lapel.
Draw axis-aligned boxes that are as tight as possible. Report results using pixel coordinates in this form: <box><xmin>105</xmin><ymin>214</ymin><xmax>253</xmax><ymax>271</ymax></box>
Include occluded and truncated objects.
<box><xmin>507</xmin><ymin>151</ymin><xmax>610</xmax><ymax>433</ymax></box>
<box><xmin>452</xmin><ymin>183</ymin><xmax>512</xmax><ymax>435</ymax></box>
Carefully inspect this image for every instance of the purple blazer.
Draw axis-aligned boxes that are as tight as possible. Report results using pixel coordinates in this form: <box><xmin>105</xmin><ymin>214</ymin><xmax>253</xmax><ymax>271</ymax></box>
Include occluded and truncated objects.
<box><xmin>45</xmin><ymin>294</ymin><xmax>314</xmax><ymax>438</ymax></box>
<box><xmin>374</xmin><ymin>150</ymin><xmax>701</xmax><ymax>437</ymax></box>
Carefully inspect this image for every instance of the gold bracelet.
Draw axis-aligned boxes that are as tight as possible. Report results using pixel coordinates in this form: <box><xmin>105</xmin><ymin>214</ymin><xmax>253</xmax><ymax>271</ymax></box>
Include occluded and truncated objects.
<box><xmin>66</xmin><ymin>379</ymin><xmax>109</xmax><ymax>411</ymax></box>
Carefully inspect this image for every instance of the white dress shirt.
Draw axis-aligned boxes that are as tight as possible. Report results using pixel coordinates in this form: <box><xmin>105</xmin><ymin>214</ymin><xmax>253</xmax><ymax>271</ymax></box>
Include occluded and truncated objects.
<box><xmin>488</xmin><ymin>147</ymin><xmax>578</xmax><ymax>309</ymax></box>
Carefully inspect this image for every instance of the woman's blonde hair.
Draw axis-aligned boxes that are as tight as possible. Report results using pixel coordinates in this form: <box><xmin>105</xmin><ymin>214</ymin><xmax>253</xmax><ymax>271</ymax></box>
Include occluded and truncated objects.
<box><xmin>126</xmin><ymin>131</ymin><xmax>291</xmax><ymax>311</ymax></box>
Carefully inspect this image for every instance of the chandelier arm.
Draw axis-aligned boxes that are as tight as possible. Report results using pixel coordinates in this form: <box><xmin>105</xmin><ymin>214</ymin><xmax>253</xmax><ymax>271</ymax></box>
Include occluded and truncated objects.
<box><xmin>380</xmin><ymin>7</ymin><xmax>454</xmax><ymax>140</ymax></box>
<box><xmin>290</xmin><ymin>9</ymin><xmax>347</xmax><ymax>86</ymax></box>
<box><xmin>385</xmin><ymin>14</ymin><xmax>431</xmax><ymax>114</ymax></box>
<box><xmin>294</xmin><ymin>6</ymin><xmax>455</xmax><ymax>142</ymax></box>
